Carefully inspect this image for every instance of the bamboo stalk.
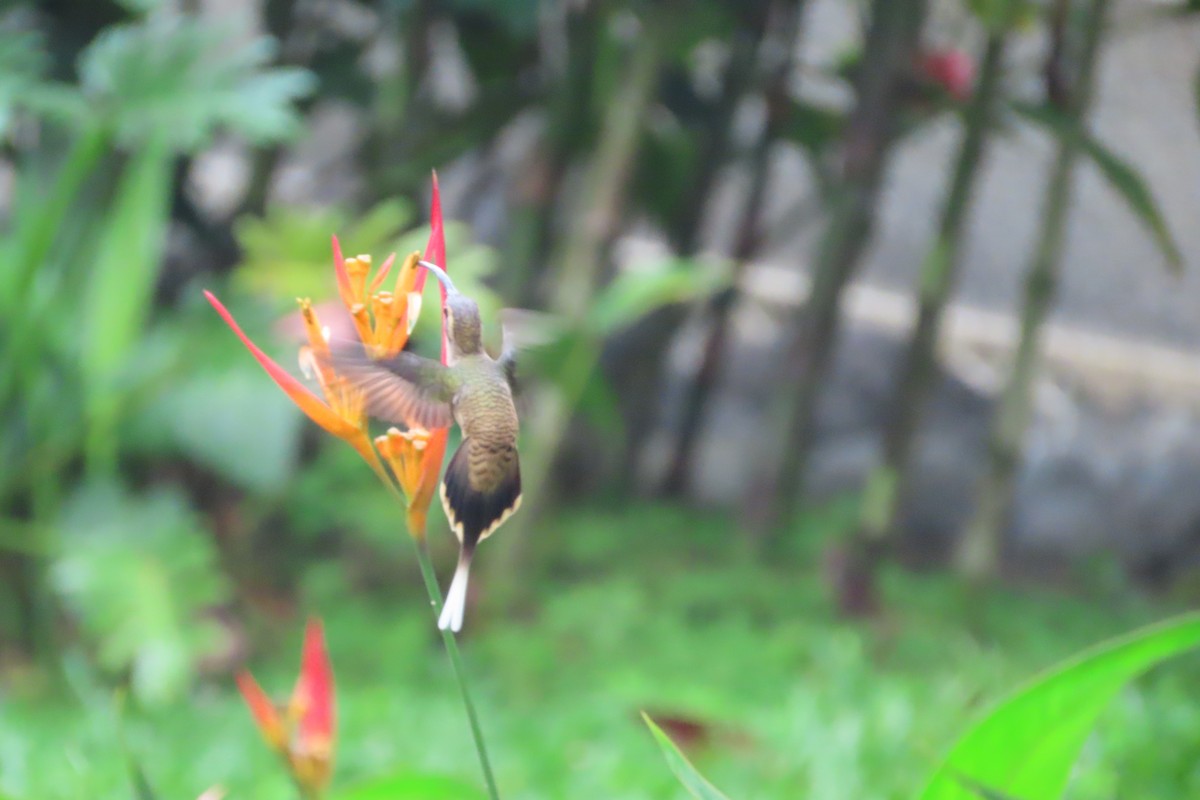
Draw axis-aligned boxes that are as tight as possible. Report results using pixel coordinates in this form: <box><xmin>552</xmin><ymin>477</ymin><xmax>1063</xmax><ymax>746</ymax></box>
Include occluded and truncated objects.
<box><xmin>668</xmin><ymin>0</ymin><xmax>773</xmax><ymax>256</ymax></box>
<box><xmin>662</xmin><ymin>0</ymin><xmax>804</xmax><ymax>496</ymax></box>
<box><xmin>856</xmin><ymin>33</ymin><xmax>1009</xmax><ymax>550</ymax></box>
<box><xmin>486</xmin><ymin>11</ymin><xmax>664</xmax><ymax>602</ymax></box>
<box><xmin>504</xmin><ymin>0</ymin><xmax>601</xmax><ymax>304</ymax></box>
<box><xmin>746</xmin><ymin>0</ymin><xmax>928</xmax><ymax>537</ymax></box>
<box><xmin>956</xmin><ymin>0</ymin><xmax>1111</xmax><ymax>580</ymax></box>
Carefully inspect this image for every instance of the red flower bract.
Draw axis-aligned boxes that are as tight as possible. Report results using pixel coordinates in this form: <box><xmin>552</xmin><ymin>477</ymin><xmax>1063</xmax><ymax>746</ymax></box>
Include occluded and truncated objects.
<box><xmin>236</xmin><ymin>618</ymin><xmax>336</xmax><ymax>794</ymax></box>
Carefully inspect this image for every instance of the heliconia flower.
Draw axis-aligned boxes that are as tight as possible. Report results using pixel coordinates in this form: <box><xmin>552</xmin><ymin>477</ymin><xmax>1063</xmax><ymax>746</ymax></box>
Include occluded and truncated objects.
<box><xmin>204</xmin><ymin>290</ymin><xmax>388</xmax><ymax>484</ymax></box>
<box><xmin>289</xmin><ymin>618</ymin><xmax>336</xmax><ymax>791</ymax></box>
<box><xmin>236</xmin><ymin>618</ymin><xmax>336</xmax><ymax>795</ymax></box>
<box><xmin>207</xmin><ymin>172</ymin><xmax>451</xmax><ymax>539</ymax></box>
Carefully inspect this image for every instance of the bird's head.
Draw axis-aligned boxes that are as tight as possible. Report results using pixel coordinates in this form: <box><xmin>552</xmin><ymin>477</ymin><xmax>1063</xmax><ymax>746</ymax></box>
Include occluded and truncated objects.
<box><xmin>419</xmin><ymin>261</ymin><xmax>482</xmax><ymax>361</ymax></box>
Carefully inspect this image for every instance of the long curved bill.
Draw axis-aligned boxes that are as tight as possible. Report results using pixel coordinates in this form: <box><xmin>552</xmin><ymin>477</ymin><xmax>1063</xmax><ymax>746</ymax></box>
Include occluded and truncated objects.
<box><xmin>417</xmin><ymin>260</ymin><xmax>459</xmax><ymax>294</ymax></box>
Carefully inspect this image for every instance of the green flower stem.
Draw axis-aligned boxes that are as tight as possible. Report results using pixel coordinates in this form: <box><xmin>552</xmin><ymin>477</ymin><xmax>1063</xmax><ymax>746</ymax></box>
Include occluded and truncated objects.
<box><xmin>412</xmin><ymin>536</ymin><xmax>501</xmax><ymax>800</ymax></box>
<box><xmin>368</xmin><ymin>455</ymin><xmax>499</xmax><ymax>797</ymax></box>
<box><xmin>367</xmin><ymin>470</ymin><xmax>499</xmax><ymax>796</ymax></box>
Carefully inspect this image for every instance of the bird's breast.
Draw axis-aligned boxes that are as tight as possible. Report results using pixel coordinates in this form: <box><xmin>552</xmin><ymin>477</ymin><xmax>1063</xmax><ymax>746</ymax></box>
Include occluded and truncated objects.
<box><xmin>452</xmin><ymin>377</ymin><xmax>519</xmax><ymax>494</ymax></box>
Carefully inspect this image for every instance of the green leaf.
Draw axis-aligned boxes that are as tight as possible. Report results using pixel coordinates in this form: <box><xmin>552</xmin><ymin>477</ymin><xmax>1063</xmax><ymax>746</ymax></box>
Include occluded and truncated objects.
<box><xmin>233</xmin><ymin>200</ymin><xmax>414</xmax><ymax>299</ymax></box>
<box><xmin>919</xmin><ymin>612</ymin><xmax>1200</xmax><ymax>800</ymax></box>
<box><xmin>51</xmin><ymin>482</ymin><xmax>231</xmax><ymax>705</ymax></box>
<box><xmin>333</xmin><ymin>772</ymin><xmax>487</xmax><ymax>800</ymax></box>
<box><xmin>643</xmin><ymin>712</ymin><xmax>731</xmax><ymax>800</ymax></box>
<box><xmin>133</xmin><ymin>364</ymin><xmax>303</xmax><ymax>495</ymax></box>
<box><xmin>81</xmin><ymin>133</ymin><xmax>174</xmax><ymax>470</ymax></box>
<box><xmin>786</xmin><ymin>100</ymin><xmax>845</xmax><ymax>156</ymax></box>
<box><xmin>77</xmin><ymin>17</ymin><xmax>315</xmax><ymax>150</ymax></box>
<box><xmin>965</xmin><ymin>0</ymin><xmax>1035</xmax><ymax>32</ymax></box>
<box><xmin>127</xmin><ymin>754</ymin><xmax>159</xmax><ymax>800</ymax></box>
<box><xmin>588</xmin><ymin>257</ymin><xmax>728</xmax><ymax>335</ymax></box>
<box><xmin>0</xmin><ymin>25</ymin><xmax>48</xmax><ymax>136</ymax></box>
<box><xmin>952</xmin><ymin>771</ymin><xmax>1025</xmax><ymax>800</ymax></box>
<box><xmin>1078</xmin><ymin>136</ymin><xmax>1183</xmax><ymax>273</ymax></box>
<box><xmin>1014</xmin><ymin>102</ymin><xmax>1183</xmax><ymax>273</ymax></box>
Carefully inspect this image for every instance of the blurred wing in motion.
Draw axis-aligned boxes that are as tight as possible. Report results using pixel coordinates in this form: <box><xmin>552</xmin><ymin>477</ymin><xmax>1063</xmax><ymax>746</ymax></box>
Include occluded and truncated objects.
<box><xmin>498</xmin><ymin>308</ymin><xmax>563</xmax><ymax>386</ymax></box>
<box><xmin>328</xmin><ymin>350</ymin><xmax>457</xmax><ymax>429</ymax></box>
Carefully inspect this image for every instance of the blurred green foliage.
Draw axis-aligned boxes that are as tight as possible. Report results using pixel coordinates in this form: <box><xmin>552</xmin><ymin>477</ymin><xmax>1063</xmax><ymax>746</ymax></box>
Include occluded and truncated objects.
<box><xmin>0</xmin><ymin>1</ymin><xmax>316</xmax><ymax>704</ymax></box>
<box><xmin>2</xmin><ymin>504</ymin><xmax>1199</xmax><ymax>799</ymax></box>
<box><xmin>0</xmin><ymin>0</ymin><xmax>1194</xmax><ymax>797</ymax></box>
<box><xmin>52</xmin><ymin>482</ymin><xmax>230</xmax><ymax>704</ymax></box>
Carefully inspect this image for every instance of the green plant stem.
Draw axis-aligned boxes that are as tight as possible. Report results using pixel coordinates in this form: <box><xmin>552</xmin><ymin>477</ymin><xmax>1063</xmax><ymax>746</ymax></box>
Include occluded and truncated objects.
<box><xmin>957</xmin><ymin>0</ymin><xmax>1110</xmax><ymax>581</ymax></box>
<box><xmin>412</xmin><ymin>537</ymin><xmax>501</xmax><ymax>800</ymax></box>
<box><xmin>857</xmin><ymin>31</ymin><xmax>1009</xmax><ymax>547</ymax></box>
<box><xmin>373</xmin><ymin>475</ymin><xmax>500</xmax><ymax>799</ymax></box>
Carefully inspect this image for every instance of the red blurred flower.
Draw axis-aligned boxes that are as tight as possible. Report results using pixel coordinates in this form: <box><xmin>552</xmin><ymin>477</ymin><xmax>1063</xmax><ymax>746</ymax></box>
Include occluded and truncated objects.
<box><xmin>918</xmin><ymin>48</ymin><xmax>974</xmax><ymax>102</ymax></box>
<box><xmin>237</xmin><ymin>618</ymin><xmax>336</xmax><ymax>794</ymax></box>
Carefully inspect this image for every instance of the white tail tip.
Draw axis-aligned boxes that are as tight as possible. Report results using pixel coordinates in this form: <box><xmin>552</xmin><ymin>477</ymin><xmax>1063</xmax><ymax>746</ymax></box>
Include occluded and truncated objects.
<box><xmin>438</xmin><ymin>559</ymin><xmax>471</xmax><ymax>633</ymax></box>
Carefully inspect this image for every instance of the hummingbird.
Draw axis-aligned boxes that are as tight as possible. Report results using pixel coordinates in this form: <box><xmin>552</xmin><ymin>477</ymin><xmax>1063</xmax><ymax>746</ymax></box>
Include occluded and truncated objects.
<box><xmin>331</xmin><ymin>261</ymin><xmax>521</xmax><ymax>632</ymax></box>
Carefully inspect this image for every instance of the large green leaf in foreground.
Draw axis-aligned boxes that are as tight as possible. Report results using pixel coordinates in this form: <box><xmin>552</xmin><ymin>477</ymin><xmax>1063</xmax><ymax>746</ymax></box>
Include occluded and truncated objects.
<box><xmin>643</xmin><ymin>712</ymin><xmax>731</xmax><ymax>800</ymax></box>
<box><xmin>920</xmin><ymin>612</ymin><xmax>1200</xmax><ymax>800</ymax></box>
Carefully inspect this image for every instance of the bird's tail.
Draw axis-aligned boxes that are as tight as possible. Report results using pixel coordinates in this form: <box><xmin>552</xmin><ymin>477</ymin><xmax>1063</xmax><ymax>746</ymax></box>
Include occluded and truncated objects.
<box><xmin>437</xmin><ymin>437</ymin><xmax>521</xmax><ymax>632</ymax></box>
<box><xmin>438</xmin><ymin>548</ymin><xmax>473</xmax><ymax>633</ymax></box>
<box><xmin>440</xmin><ymin>437</ymin><xmax>522</xmax><ymax>548</ymax></box>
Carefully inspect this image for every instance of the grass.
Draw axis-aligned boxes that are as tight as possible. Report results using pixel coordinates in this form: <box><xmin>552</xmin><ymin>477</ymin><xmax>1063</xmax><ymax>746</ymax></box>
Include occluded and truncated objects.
<box><xmin>1</xmin><ymin>501</ymin><xmax>1198</xmax><ymax>799</ymax></box>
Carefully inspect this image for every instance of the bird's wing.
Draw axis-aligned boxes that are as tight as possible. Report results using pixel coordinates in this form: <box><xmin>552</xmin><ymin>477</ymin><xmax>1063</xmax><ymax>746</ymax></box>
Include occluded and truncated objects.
<box><xmin>328</xmin><ymin>350</ymin><xmax>457</xmax><ymax>430</ymax></box>
<box><xmin>498</xmin><ymin>308</ymin><xmax>561</xmax><ymax>387</ymax></box>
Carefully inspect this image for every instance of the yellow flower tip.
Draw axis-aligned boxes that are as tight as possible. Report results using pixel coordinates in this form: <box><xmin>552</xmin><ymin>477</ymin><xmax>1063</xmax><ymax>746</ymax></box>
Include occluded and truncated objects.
<box><xmin>376</xmin><ymin>425</ymin><xmax>434</xmax><ymax>501</ymax></box>
<box><xmin>395</xmin><ymin>251</ymin><xmax>422</xmax><ymax>295</ymax></box>
<box><xmin>297</xmin><ymin>297</ymin><xmax>332</xmax><ymax>352</ymax></box>
<box><xmin>345</xmin><ymin>256</ymin><xmax>371</xmax><ymax>306</ymax></box>
<box><xmin>371</xmin><ymin>292</ymin><xmax>398</xmax><ymax>337</ymax></box>
<box><xmin>390</xmin><ymin>425</ymin><xmax>431</xmax><ymax>448</ymax></box>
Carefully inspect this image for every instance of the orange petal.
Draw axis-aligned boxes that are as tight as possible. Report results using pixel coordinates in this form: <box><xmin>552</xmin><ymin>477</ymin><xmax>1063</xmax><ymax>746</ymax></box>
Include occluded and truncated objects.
<box><xmin>297</xmin><ymin>299</ymin><xmax>332</xmax><ymax>364</ymax></box>
<box><xmin>236</xmin><ymin>670</ymin><xmax>288</xmax><ymax>752</ymax></box>
<box><xmin>204</xmin><ymin>291</ymin><xmax>359</xmax><ymax>441</ymax></box>
<box><xmin>394</xmin><ymin>251</ymin><xmax>421</xmax><ymax>297</ymax></box>
<box><xmin>368</xmin><ymin>252</ymin><xmax>398</xmax><ymax>294</ymax></box>
<box><xmin>346</xmin><ymin>255</ymin><xmax>371</xmax><ymax>307</ymax></box>
<box><xmin>408</xmin><ymin>426</ymin><xmax>449</xmax><ymax>539</ymax></box>
<box><xmin>331</xmin><ymin>235</ymin><xmax>353</xmax><ymax>310</ymax></box>
<box><xmin>348</xmin><ymin>302</ymin><xmax>374</xmax><ymax>351</ymax></box>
